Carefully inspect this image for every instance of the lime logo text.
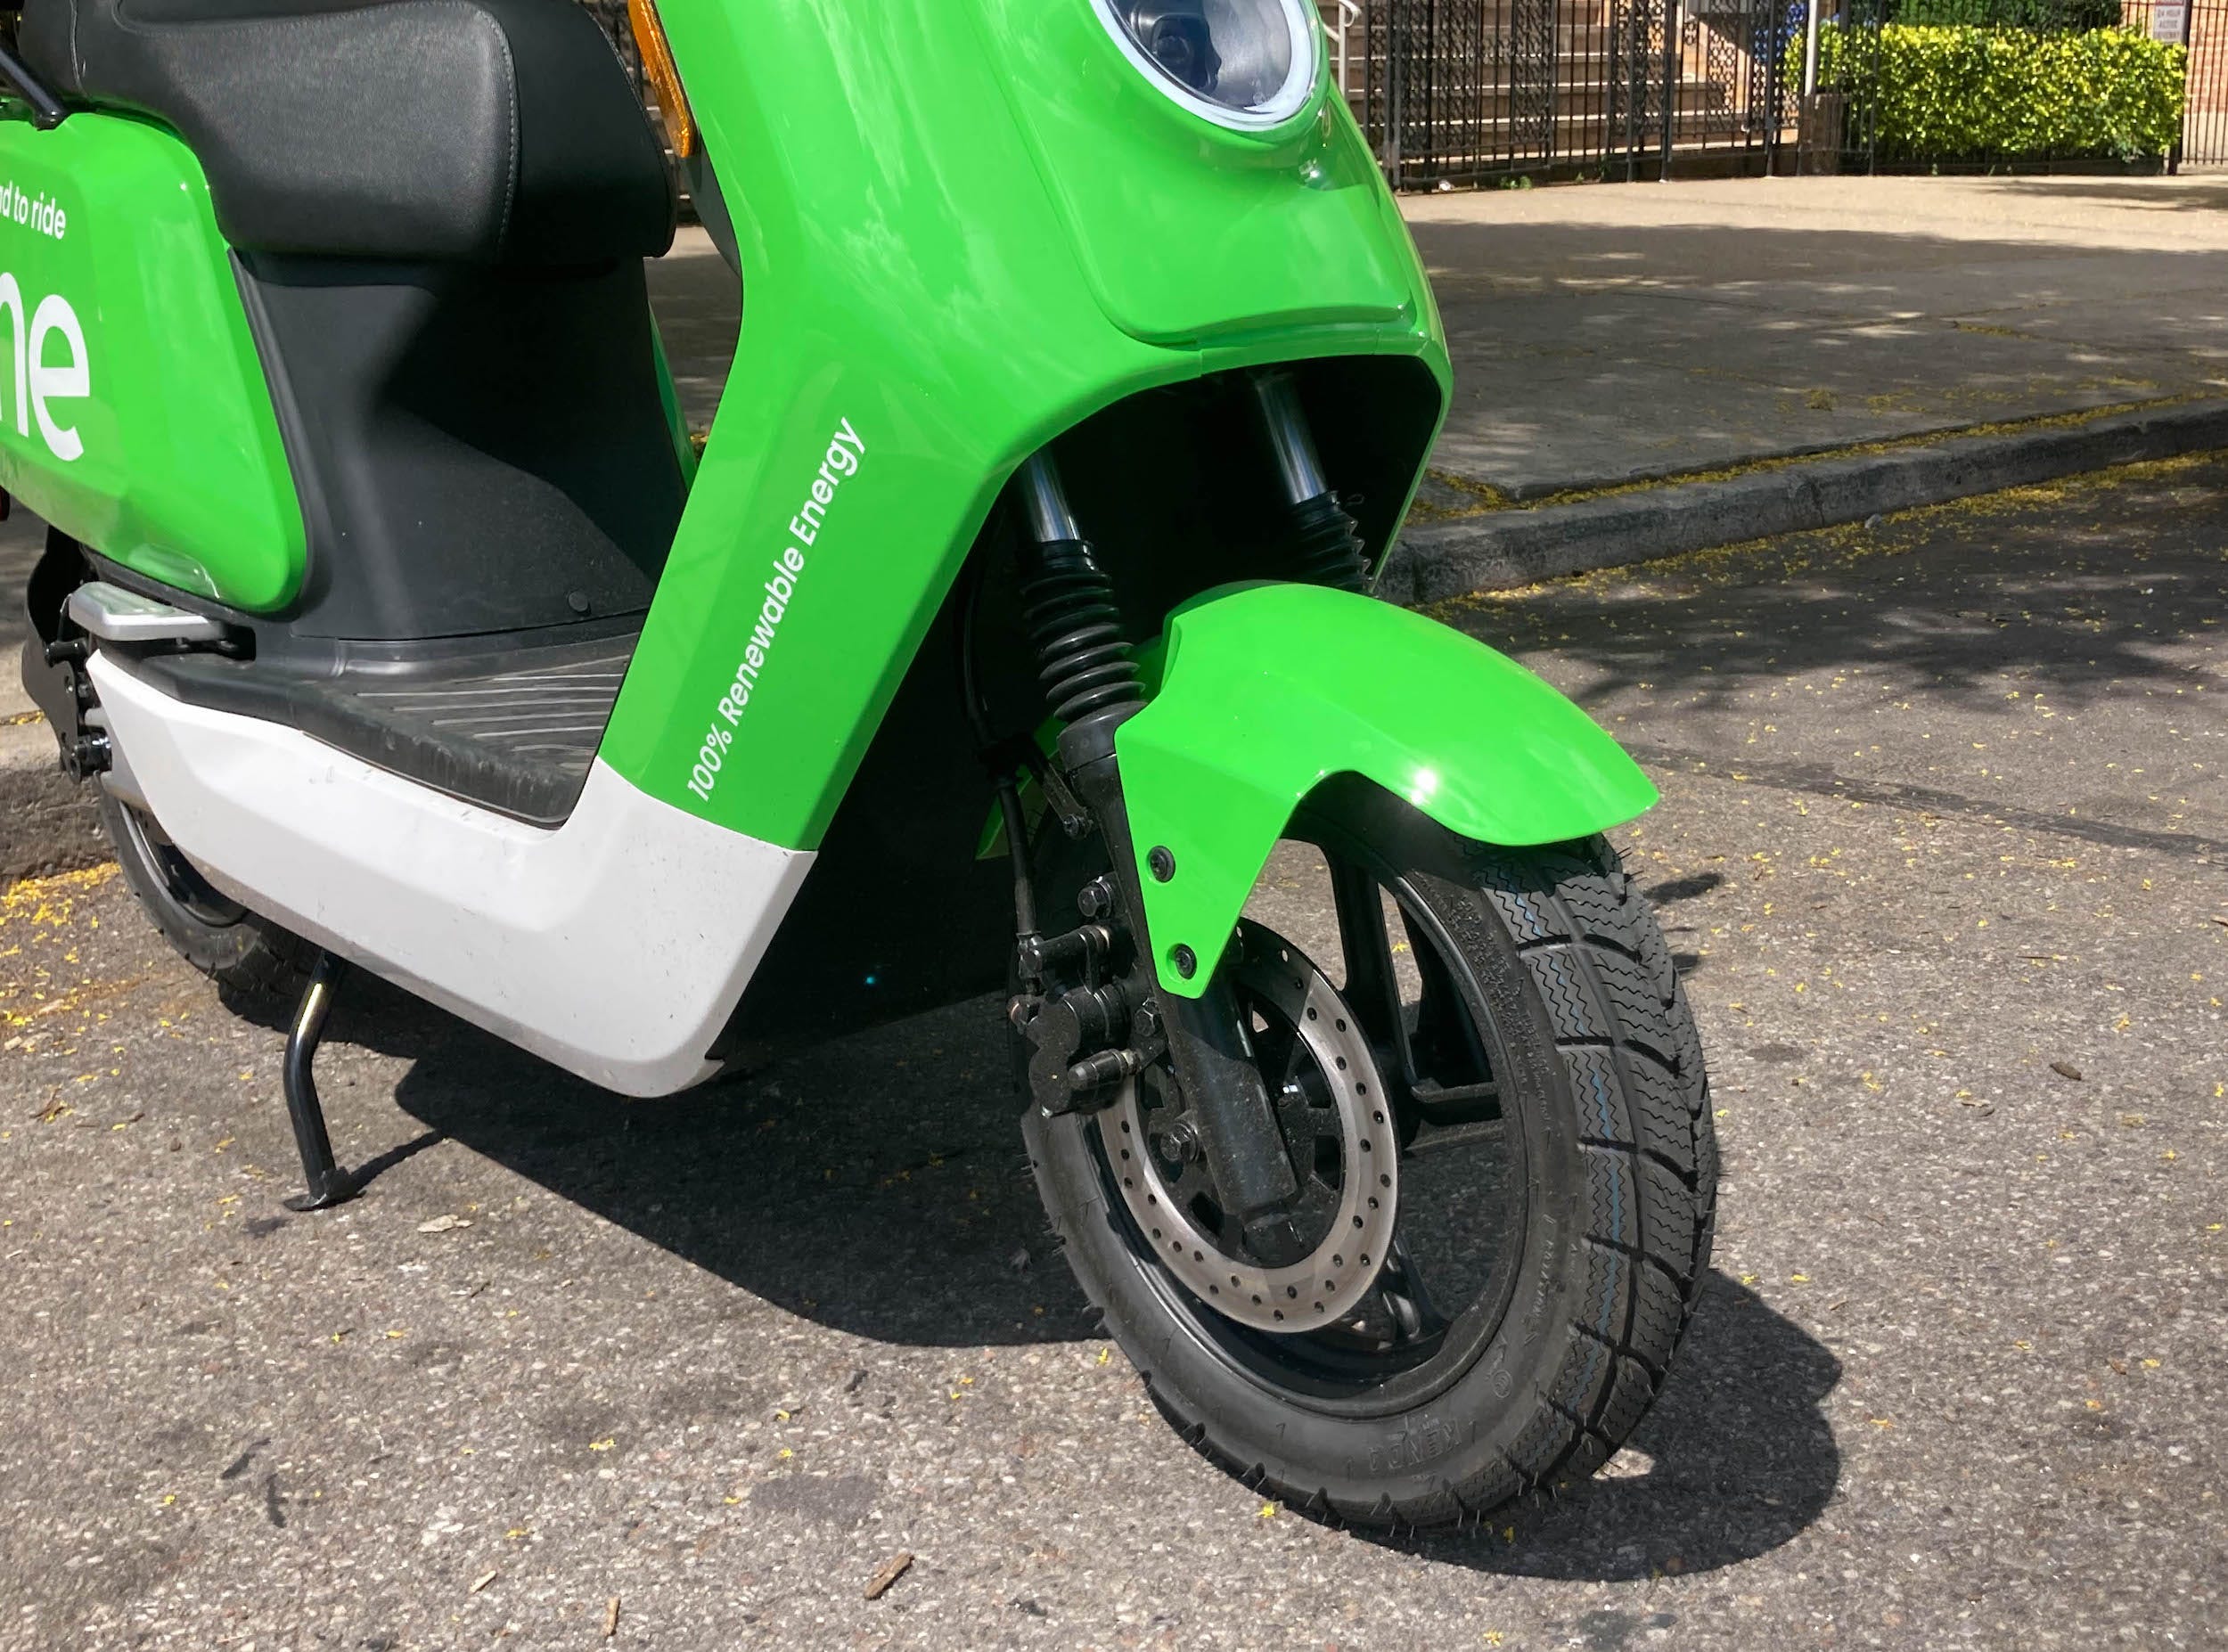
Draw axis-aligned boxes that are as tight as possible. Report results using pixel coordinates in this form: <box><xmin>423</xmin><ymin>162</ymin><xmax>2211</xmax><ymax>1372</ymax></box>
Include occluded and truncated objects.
<box><xmin>0</xmin><ymin>276</ymin><xmax>90</xmax><ymax>462</ymax></box>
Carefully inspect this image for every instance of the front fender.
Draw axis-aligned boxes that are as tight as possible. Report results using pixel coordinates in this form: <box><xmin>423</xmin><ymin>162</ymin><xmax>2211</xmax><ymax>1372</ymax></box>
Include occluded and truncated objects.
<box><xmin>1117</xmin><ymin>583</ymin><xmax>1657</xmax><ymax>997</ymax></box>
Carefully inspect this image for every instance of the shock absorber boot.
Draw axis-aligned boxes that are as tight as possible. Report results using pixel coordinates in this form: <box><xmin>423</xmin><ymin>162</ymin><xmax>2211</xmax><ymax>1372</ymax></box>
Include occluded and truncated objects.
<box><xmin>1019</xmin><ymin>534</ymin><xmax>1146</xmax><ymax>771</ymax></box>
<box><xmin>1288</xmin><ymin>491</ymin><xmax>1370</xmax><ymax>593</ymax></box>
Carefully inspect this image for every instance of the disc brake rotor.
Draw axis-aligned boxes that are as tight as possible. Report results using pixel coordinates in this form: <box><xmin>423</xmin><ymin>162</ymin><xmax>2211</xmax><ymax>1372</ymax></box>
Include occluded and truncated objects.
<box><xmin>1098</xmin><ymin>920</ymin><xmax>1399</xmax><ymax>1334</ymax></box>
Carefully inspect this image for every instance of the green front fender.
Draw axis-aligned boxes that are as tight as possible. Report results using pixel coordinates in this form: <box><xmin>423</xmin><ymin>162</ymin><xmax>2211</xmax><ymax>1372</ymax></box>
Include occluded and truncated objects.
<box><xmin>1117</xmin><ymin>583</ymin><xmax>1659</xmax><ymax>998</ymax></box>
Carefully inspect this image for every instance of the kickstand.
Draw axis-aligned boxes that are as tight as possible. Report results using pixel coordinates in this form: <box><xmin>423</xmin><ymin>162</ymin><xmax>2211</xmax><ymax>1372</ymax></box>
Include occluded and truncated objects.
<box><xmin>282</xmin><ymin>951</ymin><xmax>359</xmax><ymax>1213</ymax></box>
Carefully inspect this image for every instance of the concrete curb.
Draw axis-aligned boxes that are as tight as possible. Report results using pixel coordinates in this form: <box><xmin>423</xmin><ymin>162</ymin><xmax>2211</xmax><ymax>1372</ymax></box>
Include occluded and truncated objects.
<box><xmin>1379</xmin><ymin>398</ymin><xmax>2228</xmax><ymax>604</ymax></box>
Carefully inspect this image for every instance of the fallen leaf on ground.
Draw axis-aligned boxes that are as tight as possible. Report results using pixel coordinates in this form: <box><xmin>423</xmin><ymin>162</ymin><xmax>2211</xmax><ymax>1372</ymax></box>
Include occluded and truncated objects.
<box><xmin>417</xmin><ymin>1214</ymin><xmax>471</xmax><ymax>1234</ymax></box>
<box><xmin>604</xmin><ymin>1596</ymin><xmax>620</xmax><ymax>1638</ymax></box>
<box><xmin>864</xmin><ymin>1551</ymin><xmax>914</xmax><ymax>1600</ymax></box>
<box><xmin>2049</xmin><ymin>1062</ymin><xmax>2084</xmax><ymax>1082</ymax></box>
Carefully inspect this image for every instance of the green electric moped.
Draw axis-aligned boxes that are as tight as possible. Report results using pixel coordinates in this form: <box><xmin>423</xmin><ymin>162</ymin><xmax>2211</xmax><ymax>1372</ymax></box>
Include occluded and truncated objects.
<box><xmin>3</xmin><ymin>0</ymin><xmax>1715</xmax><ymax>1525</ymax></box>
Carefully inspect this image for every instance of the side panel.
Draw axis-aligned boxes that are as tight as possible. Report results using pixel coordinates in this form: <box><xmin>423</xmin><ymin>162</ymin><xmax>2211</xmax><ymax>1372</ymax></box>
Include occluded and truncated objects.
<box><xmin>599</xmin><ymin>1</ymin><xmax>1449</xmax><ymax>854</ymax></box>
<box><xmin>0</xmin><ymin>112</ymin><xmax>305</xmax><ymax>609</ymax></box>
<box><xmin>1114</xmin><ymin>583</ymin><xmax>1660</xmax><ymax>996</ymax></box>
<box><xmin>91</xmin><ymin>654</ymin><xmax>813</xmax><ymax>1096</ymax></box>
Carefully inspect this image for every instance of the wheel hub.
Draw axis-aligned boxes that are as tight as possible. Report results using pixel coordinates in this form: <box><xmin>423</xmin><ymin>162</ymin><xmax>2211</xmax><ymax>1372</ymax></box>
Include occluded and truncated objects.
<box><xmin>1098</xmin><ymin>920</ymin><xmax>1399</xmax><ymax>1334</ymax></box>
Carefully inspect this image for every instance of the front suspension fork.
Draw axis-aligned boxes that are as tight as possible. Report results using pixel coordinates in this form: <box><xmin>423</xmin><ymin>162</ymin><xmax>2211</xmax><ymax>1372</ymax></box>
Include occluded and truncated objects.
<box><xmin>1010</xmin><ymin>453</ymin><xmax>1302</xmax><ymax>1237</ymax></box>
<box><xmin>1252</xmin><ymin>370</ymin><xmax>1370</xmax><ymax>593</ymax></box>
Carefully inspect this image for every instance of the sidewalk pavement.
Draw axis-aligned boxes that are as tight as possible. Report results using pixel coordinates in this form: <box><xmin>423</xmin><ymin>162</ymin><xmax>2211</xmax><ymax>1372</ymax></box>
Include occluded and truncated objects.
<box><xmin>1390</xmin><ymin>172</ymin><xmax>2228</xmax><ymax>595</ymax></box>
<box><xmin>1409</xmin><ymin>173</ymin><xmax>2228</xmax><ymax>498</ymax></box>
<box><xmin>7</xmin><ymin>175</ymin><xmax>2227</xmax><ymax>870</ymax></box>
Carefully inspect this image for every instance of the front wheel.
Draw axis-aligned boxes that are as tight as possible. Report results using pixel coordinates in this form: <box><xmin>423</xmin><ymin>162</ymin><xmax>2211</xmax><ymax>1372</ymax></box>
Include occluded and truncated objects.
<box><xmin>99</xmin><ymin>791</ymin><xmax>314</xmax><ymax>1004</ymax></box>
<box><xmin>1022</xmin><ymin>782</ymin><xmax>1716</xmax><ymax>1528</ymax></box>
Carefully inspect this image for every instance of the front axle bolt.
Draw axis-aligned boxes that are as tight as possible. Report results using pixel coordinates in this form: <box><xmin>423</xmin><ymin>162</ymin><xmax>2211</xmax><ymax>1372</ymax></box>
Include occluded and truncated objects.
<box><xmin>1162</xmin><ymin>1120</ymin><xmax>1203</xmax><ymax>1164</ymax></box>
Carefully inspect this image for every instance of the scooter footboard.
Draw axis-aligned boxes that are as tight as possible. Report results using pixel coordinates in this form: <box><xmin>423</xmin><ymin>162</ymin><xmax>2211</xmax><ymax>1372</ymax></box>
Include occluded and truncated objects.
<box><xmin>1113</xmin><ymin>582</ymin><xmax>1659</xmax><ymax>996</ymax></box>
<box><xmin>90</xmin><ymin>653</ymin><xmax>814</xmax><ymax>1096</ymax></box>
<box><xmin>0</xmin><ymin>112</ymin><xmax>303</xmax><ymax>610</ymax></box>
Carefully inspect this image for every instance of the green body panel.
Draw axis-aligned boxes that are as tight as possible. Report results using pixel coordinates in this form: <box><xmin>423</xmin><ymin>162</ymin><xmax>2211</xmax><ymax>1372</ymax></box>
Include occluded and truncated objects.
<box><xmin>0</xmin><ymin>110</ymin><xmax>303</xmax><ymax>609</ymax></box>
<box><xmin>598</xmin><ymin>0</ymin><xmax>1447</xmax><ymax>848</ymax></box>
<box><xmin>979</xmin><ymin>2</ymin><xmax>1417</xmax><ymax>345</ymax></box>
<box><xmin>1114</xmin><ymin>583</ymin><xmax>1659</xmax><ymax>997</ymax></box>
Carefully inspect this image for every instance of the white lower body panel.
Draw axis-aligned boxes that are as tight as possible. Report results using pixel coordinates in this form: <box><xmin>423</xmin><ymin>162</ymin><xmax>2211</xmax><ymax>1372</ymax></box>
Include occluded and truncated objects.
<box><xmin>90</xmin><ymin>653</ymin><xmax>814</xmax><ymax>1097</ymax></box>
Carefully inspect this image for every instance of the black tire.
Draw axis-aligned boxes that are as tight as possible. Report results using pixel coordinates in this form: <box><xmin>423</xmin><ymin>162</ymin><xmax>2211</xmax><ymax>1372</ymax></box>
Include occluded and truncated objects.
<box><xmin>1022</xmin><ymin>783</ymin><xmax>1716</xmax><ymax>1528</ymax></box>
<box><xmin>99</xmin><ymin>791</ymin><xmax>315</xmax><ymax>1003</ymax></box>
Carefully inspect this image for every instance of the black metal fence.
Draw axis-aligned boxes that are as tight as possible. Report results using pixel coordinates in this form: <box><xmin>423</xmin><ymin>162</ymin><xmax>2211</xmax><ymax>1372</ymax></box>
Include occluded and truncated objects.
<box><xmin>1355</xmin><ymin>0</ymin><xmax>1801</xmax><ymax>185</ymax></box>
<box><xmin>1344</xmin><ymin>0</ymin><xmax>2225</xmax><ymax>182</ymax></box>
<box><xmin>2167</xmin><ymin>0</ymin><xmax>2228</xmax><ymax>164</ymax></box>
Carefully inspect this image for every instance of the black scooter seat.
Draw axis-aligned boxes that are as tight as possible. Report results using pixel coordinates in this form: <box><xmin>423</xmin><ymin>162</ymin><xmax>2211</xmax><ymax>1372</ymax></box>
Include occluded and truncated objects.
<box><xmin>19</xmin><ymin>0</ymin><xmax>676</xmax><ymax>265</ymax></box>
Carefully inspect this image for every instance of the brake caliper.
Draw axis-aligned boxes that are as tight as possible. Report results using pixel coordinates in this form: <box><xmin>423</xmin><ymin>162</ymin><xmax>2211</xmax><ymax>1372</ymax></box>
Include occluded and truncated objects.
<box><xmin>1009</xmin><ymin>877</ymin><xmax>1166</xmax><ymax>1118</ymax></box>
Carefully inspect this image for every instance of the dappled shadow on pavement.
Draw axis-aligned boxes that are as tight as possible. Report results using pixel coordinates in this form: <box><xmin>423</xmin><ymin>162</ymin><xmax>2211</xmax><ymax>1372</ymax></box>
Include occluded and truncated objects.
<box><xmin>1379</xmin><ymin>1273</ymin><xmax>1842</xmax><ymax>1582</ymax></box>
<box><xmin>1443</xmin><ymin>457</ymin><xmax>2228</xmax><ymax>726</ymax></box>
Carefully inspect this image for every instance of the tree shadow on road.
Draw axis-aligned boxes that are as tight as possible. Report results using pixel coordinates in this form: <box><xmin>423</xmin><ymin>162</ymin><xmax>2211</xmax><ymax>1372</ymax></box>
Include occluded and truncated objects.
<box><xmin>1445</xmin><ymin>455</ymin><xmax>2228</xmax><ymax>726</ymax></box>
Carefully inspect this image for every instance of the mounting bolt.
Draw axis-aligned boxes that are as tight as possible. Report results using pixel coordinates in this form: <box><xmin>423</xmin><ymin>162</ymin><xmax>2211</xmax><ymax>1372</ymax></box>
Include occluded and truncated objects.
<box><xmin>1171</xmin><ymin>944</ymin><xmax>1197</xmax><ymax>980</ymax></box>
<box><xmin>1162</xmin><ymin>1119</ymin><xmax>1203</xmax><ymax>1164</ymax></box>
<box><xmin>1077</xmin><ymin>876</ymin><xmax>1118</xmax><ymax>920</ymax></box>
<box><xmin>1148</xmin><ymin>846</ymin><xmax>1176</xmax><ymax>883</ymax></box>
<box><xmin>63</xmin><ymin>732</ymin><xmax>111</xmax><ymax>780</ymax></box>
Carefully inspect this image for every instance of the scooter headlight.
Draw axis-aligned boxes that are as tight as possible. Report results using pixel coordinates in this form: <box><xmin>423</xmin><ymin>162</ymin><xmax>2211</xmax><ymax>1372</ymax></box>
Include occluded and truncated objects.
<box><xmin>1098</xmin><ymin>0</ymin><xmax>1320</xmax><ymax>130</ymax></box>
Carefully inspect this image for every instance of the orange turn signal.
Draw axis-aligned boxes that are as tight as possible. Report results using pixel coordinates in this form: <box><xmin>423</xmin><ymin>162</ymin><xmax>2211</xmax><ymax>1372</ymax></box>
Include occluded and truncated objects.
<box><xmin>628</xmin><ymin>0</ymin><xmax>698</xmax><ymax>159</ymax></box>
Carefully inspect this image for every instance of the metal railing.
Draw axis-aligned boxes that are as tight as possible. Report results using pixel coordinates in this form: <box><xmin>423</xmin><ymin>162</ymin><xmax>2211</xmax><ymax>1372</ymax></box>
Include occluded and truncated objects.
<box><xmin>1327</xmin><ymin>0</ymin><xmax>1367</xmax><ymax>95</ymax></box>
<box><xmin>1356</xmin><ymin>0</ymin><xmax>1800</xmax><ymax>187</ymax></box>
<box><xmin>2147</xmin><ymin>0</ymin><xmax>2228</xmax><ymax>166</ymax></box>
<box><xmin>1342</xmin><ymin>0</ymin><xmax>2219</xmax><ymax>184</ymax></box>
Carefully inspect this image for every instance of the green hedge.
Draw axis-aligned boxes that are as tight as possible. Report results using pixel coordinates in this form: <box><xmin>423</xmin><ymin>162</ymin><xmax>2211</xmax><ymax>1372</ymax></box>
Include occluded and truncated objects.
<box><xmin>1888</xmin><ymin>0</ymin><xmax>2121</xmax><ymax>32</ymax></box>
<box><xmin>1823</xmin><ymin>26</ymin><xmax>2187</xmax><ymax>161</ymax></box>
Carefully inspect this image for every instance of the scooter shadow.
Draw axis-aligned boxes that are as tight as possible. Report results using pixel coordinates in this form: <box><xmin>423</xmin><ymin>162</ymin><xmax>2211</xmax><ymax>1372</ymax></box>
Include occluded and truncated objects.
<box><xmin>309</xmin><ymin>976</ymin><xmax>1842</xmax><ymax>1574</ymax></box>
<box><xmin>313</xmin><ymin>974</ymin><xmax>1104</xmax><ymax>1349</ymax></box>
<box><xmin>1380</xmin><ymin>1272</ymin><xmax>1843</xmax><ymax>1580</ymax></box>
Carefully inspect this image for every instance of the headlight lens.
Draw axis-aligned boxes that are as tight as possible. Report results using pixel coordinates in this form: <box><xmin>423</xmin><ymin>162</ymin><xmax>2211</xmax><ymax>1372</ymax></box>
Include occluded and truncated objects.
<box><xmin>1099</xmin><ymin>0</ymin><xmax>1319</xmax><ymax>128</ymax></box>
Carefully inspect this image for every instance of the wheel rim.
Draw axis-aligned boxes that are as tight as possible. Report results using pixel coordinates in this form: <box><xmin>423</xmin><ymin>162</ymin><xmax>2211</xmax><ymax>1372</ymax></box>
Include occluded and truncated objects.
<box><xmin>1088</xmin><ymin>833</ymin><xmax>1533</xmax><ymax>1419</ymax></box>
<box><xmin>119</xmin><ymin>806</ymin><xmax>248</xmax><ymax>928</ymax></box>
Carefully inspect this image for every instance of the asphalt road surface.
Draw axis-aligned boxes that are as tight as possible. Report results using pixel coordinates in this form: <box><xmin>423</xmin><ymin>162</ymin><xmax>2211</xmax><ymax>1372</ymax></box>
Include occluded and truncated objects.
<box><xmin>2</xmin><ymin>458</ymin><xmax>2222</xmax><ymax>1650</ymax></box>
